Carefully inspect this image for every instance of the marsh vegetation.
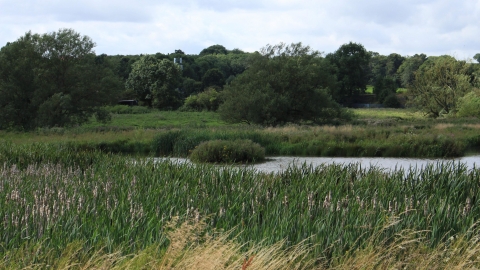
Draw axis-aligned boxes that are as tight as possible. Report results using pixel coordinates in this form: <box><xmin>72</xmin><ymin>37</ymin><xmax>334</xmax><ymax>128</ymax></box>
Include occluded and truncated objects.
<box><xmin>1</xmin><ymin>143</ymin><xmax>480</xmax><ymax>268</ymax></box>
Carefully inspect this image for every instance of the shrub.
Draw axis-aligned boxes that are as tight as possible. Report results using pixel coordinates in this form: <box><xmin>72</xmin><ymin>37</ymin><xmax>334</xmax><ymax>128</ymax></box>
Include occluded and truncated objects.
<box><xmin>457</xmin><ymin>91</ymin><xmax>480</xmax><ymax>118</ymax></box>
<box><xmin>383</xmin><ymin>94</ymin><xmax>401</xmax><ymax>108</ymax></box>
<box><xmin>189</xmin><ymin>139</ymin><xmax>265</xmax><ymax>163</ymax></box>
<box><xmin>180</xmin><ymin>88</ymin><xmax>221</xmax><ymax>112</ymax></box>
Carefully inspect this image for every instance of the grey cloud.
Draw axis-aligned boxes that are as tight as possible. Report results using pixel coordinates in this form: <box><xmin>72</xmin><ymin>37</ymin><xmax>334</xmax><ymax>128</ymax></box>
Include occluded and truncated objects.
<box><xmin>1</xmin><ymin>0</ymin><xmax>153</xmax><ymax>23</ymax></box>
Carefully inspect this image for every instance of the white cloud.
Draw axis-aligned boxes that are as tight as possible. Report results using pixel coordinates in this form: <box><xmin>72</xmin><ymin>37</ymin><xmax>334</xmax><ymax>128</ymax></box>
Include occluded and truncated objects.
<box><xmin>0</xmin><ymin>0</ymin><xmax>479</xmax><ymax>58</ymax></box>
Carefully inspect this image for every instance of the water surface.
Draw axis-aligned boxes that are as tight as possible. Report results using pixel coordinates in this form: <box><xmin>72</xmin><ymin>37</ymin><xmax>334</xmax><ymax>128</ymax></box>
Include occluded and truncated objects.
<box><xmin>155</xmin><ymin>155</ymin><xmax>480</xmax><ymax>174</ymax></box>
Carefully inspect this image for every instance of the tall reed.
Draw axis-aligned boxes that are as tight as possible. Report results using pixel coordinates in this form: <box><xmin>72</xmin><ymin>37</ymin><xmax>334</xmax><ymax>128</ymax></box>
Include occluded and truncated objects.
<box><xmin>1</xmin><ymin>142</ymin><xmax>480</xmax><ymax>266</ymax></box>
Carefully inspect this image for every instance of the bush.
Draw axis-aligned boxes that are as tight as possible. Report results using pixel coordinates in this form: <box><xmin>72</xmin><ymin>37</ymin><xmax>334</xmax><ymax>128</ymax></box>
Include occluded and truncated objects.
<box><xmin>180</xmin><ymin>88</ymin><xmax>221</xmax><ymax>111</ymax></box>
<box><xmin>457</xmin><ymin>91</ymin><xmax>480</xmax><ymax>118</ymax></box>
<box><xmin>189</xmin><ymin>139</ymin><xmax>265</xmax><ymax>163</ymax></box>
<box><xmin>383</xmin><ymin>94</ymin><xmax>401</xmax><ymax>108</ymax></box>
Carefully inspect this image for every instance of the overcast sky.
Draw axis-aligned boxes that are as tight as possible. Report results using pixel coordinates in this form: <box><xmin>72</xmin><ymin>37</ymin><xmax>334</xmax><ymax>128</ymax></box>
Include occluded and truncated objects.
<box><xmin>1</xmin><ymin>0</ymin><xmax>479</xmax><ymax>58</ymax></box>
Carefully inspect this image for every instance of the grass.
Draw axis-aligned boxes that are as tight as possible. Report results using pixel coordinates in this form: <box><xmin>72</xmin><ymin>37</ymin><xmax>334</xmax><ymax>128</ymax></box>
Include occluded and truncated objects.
<box><xmin>1</xmin><ymin>143</ymin><xmax>480</xmax><ymax>268</ymax></box>
<box><xmin>83</xmin><ymin>110</ymin><xmax>225</xmax><ymax>129</ymax></box>
<box><xmin>365</xmin><ymin>85</ymin><xmax>374</xmax><ymax>94</ymax></box>
<box><xmin>1</xmin><ymin>108</ymin><xmax>480</xmax><ymax>158</ymax></box>
<box><xmin>353</xmin><ymin>107</ymin><xmax>424</xmax><ymax>120</ymax></box>
<box><xmin>4</xmin><ymin>222</ymin><xmax>480</xmax><ymax>269</ymax></box>
<box><xmin>365</xmin><ymin>85</ymin><xmax>408</xmax><ymax>94</ymax></box>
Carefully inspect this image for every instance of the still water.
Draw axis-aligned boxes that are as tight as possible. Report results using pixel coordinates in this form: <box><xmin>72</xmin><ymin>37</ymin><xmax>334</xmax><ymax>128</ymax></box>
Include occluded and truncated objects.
<box><xmin>155</xmin><ymin>155</ymin><xmax>480</xmax><ymax>174</ymax></box>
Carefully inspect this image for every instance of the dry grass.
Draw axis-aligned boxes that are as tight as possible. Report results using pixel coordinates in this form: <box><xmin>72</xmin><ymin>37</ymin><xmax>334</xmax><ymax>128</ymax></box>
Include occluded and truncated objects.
<box><xmin>3</xmin><ymin>218</ymin><xmax>480</xmax><ymax>269</ymax></box>
<box><xmin>464</xmin><ymin>124</ymin><xmax>480</xmax><ymax>129</ymax></box>
<box><xmin>434</xmin><ymin>123</ymin><xmax>455</xmax><ymax>130</ymax></box>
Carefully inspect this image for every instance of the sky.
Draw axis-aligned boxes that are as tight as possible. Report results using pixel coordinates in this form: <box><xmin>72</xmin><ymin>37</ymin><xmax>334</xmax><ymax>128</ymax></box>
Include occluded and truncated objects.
<box><xmin>1</xmin><ymin>0</ymin><xmax>479</xmax><ymax>58</ymax></box>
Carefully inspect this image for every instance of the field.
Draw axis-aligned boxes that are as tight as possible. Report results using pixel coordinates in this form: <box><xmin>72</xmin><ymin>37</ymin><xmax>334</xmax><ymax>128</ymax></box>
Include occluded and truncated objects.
<box><xmin>1</xmin><ymin>143</ymin><xmax>480</xmax><ymax>269</ymax></box>
<box><xmin>1</xmin><ymin>108</ymin><xmax>479</xmax><ymax>158</ymax></box>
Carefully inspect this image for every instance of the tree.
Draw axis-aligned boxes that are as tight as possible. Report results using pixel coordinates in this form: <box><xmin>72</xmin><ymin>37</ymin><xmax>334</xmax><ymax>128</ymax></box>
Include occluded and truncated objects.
<box><xmin>199</xmin><ymin>44</ymin><xmax>228</xmax><ymax>56</ymax></box>
<box><xmin>326</xmin><ymin>42</ymin><xmax>371</xmax><ymax>105</ymax></box>
<box><xmin>181</xmin><ymin>87</ymin><xmax>221</xmax><ymax>111</ymax></box>
<box><xmin>474</xmin><ymin>53</ymin><xmax>480</xmax><ymax>63</ymax></box>
<box><xmin>218</xmin><ymin>43</ymin><xmax>347</xmax><ymax>125</ymax></box>
<box><xmin>125</xmin><ymin>55</ymin><xmax>182</xmax><ymax>109</ymax></box>
<box><xmin>373</xmin><ymin>76</ymin><xmax>397</xmax><ymax>104</ymax></box>
<box><xmin>0</xmin><ymin>29</ymin><xmax>119</xmax><ymax>129</ymax></box>
<box><xmin>408</xmin><ymin>56</ymin><xmax>473</xmax><ymax>117</ymax></box>
<box><xmin>385</xmin><ymin>53</ymin><xmax>405</xmax><ymax>78</ymax></box>
<box><xmin>457</xmin><ymin>90</ymin><xmax>480</xmax><ymax>118</ymax></box>
<box><xmin>0</xmin><ymin>33</ymin><xmax>39</xmax><ymax>129</ymax></box>
<box><xmin>202</xmin><ymin>68</ymin><xmax>225</xmax><ymax>88</ymax></box>
<box><xmin>396</xmin><ymin>54</ymin><xmax>427</xmax><ymax>88</ymax></box>
<box><xmin>367</xmin><ymin>52</ymin><xmax>387</xmax><ymax>84</ymax></box>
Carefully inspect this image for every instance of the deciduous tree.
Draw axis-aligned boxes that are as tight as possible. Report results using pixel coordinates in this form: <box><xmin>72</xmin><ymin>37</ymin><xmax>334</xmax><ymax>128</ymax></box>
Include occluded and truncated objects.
<box><xmin>218</xmin><ymin>43</ymin><xmax>347</xmax><ymax>125</ymax></box>
<box><xmin>125</xmin><ymin>55</ymin><xmax>182</xmax><ymax>109</ymax></box>
<box><xmin>408</xmin><ymin>56</ymin><xmax>473</xmax><ymax>117</ymax></box>
<box><xmin>0</xmin><ymin>29</ymin><xmax>120</xmax><ymax>129</ymax></box>
<box><xmin>326</xmin><ymin>42</ymin><xmax>371</xmax><ymax>104</ymax></box>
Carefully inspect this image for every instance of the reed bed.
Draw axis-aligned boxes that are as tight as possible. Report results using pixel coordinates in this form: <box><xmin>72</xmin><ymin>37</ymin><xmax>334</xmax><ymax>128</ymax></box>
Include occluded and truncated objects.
<box><xmin>1</xmin><ymin>142</ymin><xmax>480</xmax><ymax>268</ymax></box>
<box><xmin>152</xmin><ymin>124</ymin><xmax>479</xmax><ymax>158</ymax></box>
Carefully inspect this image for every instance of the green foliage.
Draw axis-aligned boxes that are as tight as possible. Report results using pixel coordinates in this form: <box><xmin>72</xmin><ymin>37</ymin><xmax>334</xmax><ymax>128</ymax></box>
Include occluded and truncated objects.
<box><xmin>219</xmin><ymin>42</ymin><xmax>347</xmax><ymax>125</ymax></box>
<box><xmin>199</xmin><ymin>44</ymin><xmax>228</xmax><ymax>56</ymax></box>
<box><xmin>181</xmin><ymin>78</ymin><xmax>203</xmax><ymax>97</ymax></box>
<box><xmin>125</xmin><ymin>55</ymin><xmax>182</xmax><ymax>109</ymax></box>
<box><xmin>457</xmin><ymin>90</ymin><xmax>480</xmax><ymax>118</ymax></box>
<box><xmin>373</xmin><ymin>76</ymin><xmax>397</xmax><ymax>103</ymax></box>
<box><xmin>201</xmin><ymin>68</ymin><xmax>225</xmax><ymax>88</ymax></box>
<box><xmin>189</xmin><ymin>139</ymin><xmax>265</xmax><ymax>163</ymax></box>
<box><xmin>382</xmin><ymin>94</ymin><xmax>401</xmax><ymax>108</ymax></box>
<box><xmin>0</xmin><ymin>29</ymin><xmax>121</xmax><ymax>129</ymax></box>
<box><xmin>1</xmin><ymin>143</ymin><xmax>480</xmax><ymax>264</ymax></box>
<box><xmin>327</xmin><ymin>42</ymin><xmax>371</xmax><ymax>104</ymax></box>
<box><xmin>408</xmin><ymin>56</ymin><xmax>474</xmax><ymax>117</ymax></box>
<box><xmin>396</xmin><ymin>54</ymin><xmax>427</xmax><ymax>88</ymax></box>
<box><xmin>474</xmin><ymin>53</ymin><xmax>480</xmax><ymax>63</ymax></box>
<box><xmin>368</xmin><ymin>52</ymin><xmax>405</xmax><ymax>85</ymax></box>
<box><xmin>181</xmin><ymin>87</ymin><xmax>221</xmax><ymax>111</ymax></box>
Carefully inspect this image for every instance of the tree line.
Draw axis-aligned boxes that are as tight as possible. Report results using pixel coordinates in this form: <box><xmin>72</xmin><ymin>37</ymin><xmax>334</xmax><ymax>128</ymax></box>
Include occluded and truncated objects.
<box><xmin>0</xmin><ymin>28</ymin><xmax>479</xmax><ymax>129</ymax></box>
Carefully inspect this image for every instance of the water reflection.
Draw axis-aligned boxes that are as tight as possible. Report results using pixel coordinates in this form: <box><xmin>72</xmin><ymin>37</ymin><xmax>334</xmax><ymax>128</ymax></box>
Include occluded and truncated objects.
<box><xmin>155</xmin><ymin>155</ymin><xmax>480</xmax><ymax>174</ymax></box>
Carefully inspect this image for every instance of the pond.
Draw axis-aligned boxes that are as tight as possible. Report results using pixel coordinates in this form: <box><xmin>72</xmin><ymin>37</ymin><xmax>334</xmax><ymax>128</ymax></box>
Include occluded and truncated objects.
<box><xmin>155</xmin><ymin>155</ymin><xmax>480</xmax><ymax>174</ymax></box>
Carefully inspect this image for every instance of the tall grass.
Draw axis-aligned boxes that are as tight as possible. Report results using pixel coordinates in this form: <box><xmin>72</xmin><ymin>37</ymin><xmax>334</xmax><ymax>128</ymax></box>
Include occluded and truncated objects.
<box><xmin>151</xmin><ymin>124</ymin><xmax>478</xmax><ymax>158</ymax></box>
<box><xmin>1</xmin><ymin>142</ymin><xmax>480</xmax><ymax>267</ymax></box>
<box><xmin>3</xmin><ymin>219</ymin><xmax>480</xmax><ymax>269</ymax></box>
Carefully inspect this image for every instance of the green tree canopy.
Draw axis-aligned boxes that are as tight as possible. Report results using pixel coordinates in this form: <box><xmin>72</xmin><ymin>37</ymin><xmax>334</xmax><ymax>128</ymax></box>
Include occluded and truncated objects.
<box><xmin>373</xmin><ymin>76</ymin><xmax>397</xmax><ymax>104</ymax></box>
<box><xmin>408</xmin><ymin>56</ymin><xmax>473</xmax><ymax>117</ymax></box>
<box><xmin>218</xmin><ymin>42</ymin><xmax>347</xmax><ymax>125</ymax></box>
<box><xmin>199</xmin><ymin>44</ymin><xmax>228</xmax><ymax>56</ymax></box>
<box><xmin>0</xmin><ymin>29</ymin><xmax>120</xmax><ymax>129</ymax></box>
<box><xmin>396</xmin><ymin>54</ymin><xmax>427</xmax><ymax>88</ymax></box>
<box><xmin>326</xmin><ymin>42</ymin><xmax>371</xmax><ymax>105</ymax></box>
<box><xmin>473</xmin><ymin>53</ymin><xmax>480</xmax><ymax>63</ymax></box>
<box><xmin>457</xmin><ymin>90</ymin><xmax>480</xmax><ymax>118</ymax></box>
<box><xmin>202</xmin><ymin>68</ymin><xmax>225</xmax><ymax>88</ymax></box>
<box><xmin>125</xmin><ymin>55</ymin><xmax>182</xmax><ymax>109</ymax></box>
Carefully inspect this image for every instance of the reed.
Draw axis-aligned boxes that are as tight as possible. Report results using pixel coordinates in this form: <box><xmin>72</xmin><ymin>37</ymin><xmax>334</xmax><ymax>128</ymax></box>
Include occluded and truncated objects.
<box><xmin>1</xmin><ymin>142</ymin><xmax>480</xmax><ymax>267</ymax></box>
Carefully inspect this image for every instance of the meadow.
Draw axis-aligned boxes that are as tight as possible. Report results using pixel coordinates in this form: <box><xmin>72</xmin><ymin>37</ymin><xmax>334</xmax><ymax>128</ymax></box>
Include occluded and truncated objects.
<box><xmin>1</xmin><ymin>142</ymin><xmax>480</xmax><ymax>269</ymax></box>
<box><xmin>1</xmin><ymin>108</ymin><xmax>479</xmax><ymax>158</ymax></box>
